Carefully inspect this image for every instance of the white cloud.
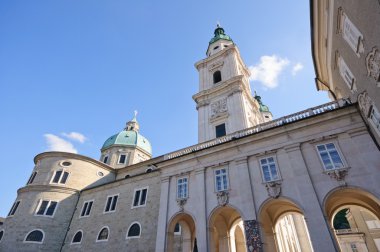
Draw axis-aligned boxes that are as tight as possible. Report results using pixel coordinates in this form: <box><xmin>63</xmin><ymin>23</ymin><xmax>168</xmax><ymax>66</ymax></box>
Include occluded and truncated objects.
<box><xmin>44</xmin><ymin>134</ymin><xmax>78</xmax><ymax>153</ymax></box>
<box><xmin>249</xmin><ymin>55</ymin><xmax>289</xmax><ymax>89</ymax></box>
<box><xmin>292</xmin><ymin>63</ymin><xmax>304</xmax><ymax>76</ymax></box>
<box><xmin>62</xmin><ymin>132</ymin><xmax>87</xmax><ymax>143</ymax></box>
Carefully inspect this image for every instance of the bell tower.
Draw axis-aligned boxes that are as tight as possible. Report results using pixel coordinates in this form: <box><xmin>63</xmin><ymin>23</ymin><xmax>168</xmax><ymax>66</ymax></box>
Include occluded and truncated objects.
<box><xmin>193</xmin><ymin>25</ymin><xmax>265</xmax><ymax>143</ymax></box>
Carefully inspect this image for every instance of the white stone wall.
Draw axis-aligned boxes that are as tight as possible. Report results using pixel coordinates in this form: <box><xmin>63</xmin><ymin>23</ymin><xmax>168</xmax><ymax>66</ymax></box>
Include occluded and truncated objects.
<box><xmin>155</xmin><ymin>105</ymin><xmax>380</xmax><ymax>252</ymax></box>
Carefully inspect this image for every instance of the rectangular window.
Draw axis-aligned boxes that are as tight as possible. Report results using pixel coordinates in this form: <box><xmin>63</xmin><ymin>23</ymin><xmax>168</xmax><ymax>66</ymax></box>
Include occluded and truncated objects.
<box><xmin>338</xmin><ymin>57</ymin><xmax>356</xmax><ymax>92</ymax></box>
<box><xmin>118</xmin><ymin>154</ymin><xmax>127</xmax><ymax>164</ymax></box>
<box><xmin>369</xmin><ymin>106</ymin><xmax>380</xmax><ymax>134</ymax></box>
<box><xmin>260</xmin><ymin>157</ymin><xmax>280</xmax><ymax>182</ymax></box>
<box><xmin>132</xmin><ymin>188</ymin><xmax>148</xmax><ymax>208</ymax></box>
<box><xmin>214</xmin><ymin>168</ymin><xmax>228</xmax><ymax>192</ymax></box>
<box><xmin>7</xmin><ymin>200</ymin><xmax>20</xmax><ymax>216</ymax></box>
<box><xmin>104</xmin><ymin>195</ymin><xmax>118</xmax><ymax>213</ymax></box>
<box><xmin>316</xmin><ymin>143</ymin><xmax>344</xmax><ymax>170</ymax></box>
<box><xmin>215</xmin><ymin>124</ymin><xmax>226</xmax><ymax>138</ymax></box>
<box><xmin>177</xmin><ymin>177</ymin><xmax>188</xmax><ymax>199</ymax></box>
<box><xmin>27</xmin><ymin>172</ymin><xmax>37</xmax><ymax>185</ymax></box>
<box><xmin>103</xmin><ymin>156</ymin><xmax>109</xmax><ymax>164</ymax></box>
<box><xmin>80</xmin><ymin>200</ymin><xmax>94</xmax><ymax>217</ymax></box>
<box><xmin>340</xmin><ymin>12</ymin><xmax>364</xmax><ymax>55</ymax></box>
<box><xmin>51</xmin><ymin>170</ymin><xmax>69</xmax><ymax>184</ymax></box>
<box><xmin>36</xmin><ymin>200</ymin><xmax>58</xmax><ymax>217</ymax></box>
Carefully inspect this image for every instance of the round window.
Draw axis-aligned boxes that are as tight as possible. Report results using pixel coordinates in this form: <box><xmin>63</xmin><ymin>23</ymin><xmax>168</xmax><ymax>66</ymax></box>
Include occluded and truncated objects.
<box><xmin>60</xmin><ymin>161</ymin><xmax>72</xmax><ymax>167</ymax></box>
<box><xmin>97</xmin><ymin>171</ymin><xmax>104</xmax><ymax>177</ymax></box>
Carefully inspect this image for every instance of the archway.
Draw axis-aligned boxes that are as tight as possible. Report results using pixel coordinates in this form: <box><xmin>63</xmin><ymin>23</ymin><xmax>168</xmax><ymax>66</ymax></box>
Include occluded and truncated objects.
<box><xmin>325</xmin><ymin>188</ymin><xmax>380</xmax><ymax>252</ymax></box>
<box><xmin>209</xmin><ymin>206</ymin><xmax>247</xmax><ymax>252</ymax></box>
<box><xmin>167</xmin><ymin>213</ymin><xmax>196</xmax><ymax>252</ymax></box>
<box><xmin>259</xmin><ymin>198</ymin><xmax>313</xmax><ymax>252</ymax></box>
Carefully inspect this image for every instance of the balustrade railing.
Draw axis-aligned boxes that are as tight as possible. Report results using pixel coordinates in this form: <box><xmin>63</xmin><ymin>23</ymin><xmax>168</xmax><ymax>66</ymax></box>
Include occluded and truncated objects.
<box><xmin>164</xmin><ymin>100</ymin><xmax>349</xmax><ymax>160</ymax></box>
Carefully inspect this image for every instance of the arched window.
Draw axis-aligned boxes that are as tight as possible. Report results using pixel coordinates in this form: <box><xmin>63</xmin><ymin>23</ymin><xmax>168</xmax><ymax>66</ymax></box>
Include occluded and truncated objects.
<box><xmin>71</xmin><ymin>230</ymin><xmax>83</xmax><ymax>244</ymax></box>
<box><xmin>24</xmin><ymin>229</ymin><xmax>44</xmax><ymax>243</ymax></box>
<box><xmin>0</xmin><ymin>230</ymin><xmax>4</xmax><ymax>242</ymax></box>
<box><xmin>97</xmin><ymin>227</ymin><xmax>109</xmax><ymax>241</ymax></box>
<box><xmin>213</xmin><ymin>71</ymin><xmax>222</xmax><ymax>84</ymax></box>
<box><xmin>127</xmin><ymin>222</ymin><xmax>141</xmax><ymax>238</ymax></box>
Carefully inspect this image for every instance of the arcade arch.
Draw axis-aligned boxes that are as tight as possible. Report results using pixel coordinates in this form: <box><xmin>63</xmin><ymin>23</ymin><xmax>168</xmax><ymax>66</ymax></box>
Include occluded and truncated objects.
<box><xmin>259</xmin><ymin>198</ymin><xmax>313</xmax><ymax>252</ymax></box>
<box><xmin>209</xmin><ymin>206</ymin><xmax>247</xmax><ymax>252</ymax></box>
<box><xmin>167</xmin><ymin>213</ymin><xmax>196</xmax><ymax>252</ymax></box>
<box><xmin>325</xmin><ymin>188</ymin><xmax>380</xmax><ymax>252</ymax></box>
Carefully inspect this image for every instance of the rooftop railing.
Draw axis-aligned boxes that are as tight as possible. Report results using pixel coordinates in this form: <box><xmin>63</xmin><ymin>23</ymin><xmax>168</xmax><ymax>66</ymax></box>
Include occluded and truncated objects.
<box><xmin>164</xmin><ymin>99</ymin><xmax>350</xmax><ymax>160</ymax></box>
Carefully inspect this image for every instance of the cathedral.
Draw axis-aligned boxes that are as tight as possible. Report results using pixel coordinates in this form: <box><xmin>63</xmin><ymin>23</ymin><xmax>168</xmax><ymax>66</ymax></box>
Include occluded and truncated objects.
<box><xmin>0</xmin><ymin>25</ymin><xmax>380</xmax><ymax>252</ymax></box>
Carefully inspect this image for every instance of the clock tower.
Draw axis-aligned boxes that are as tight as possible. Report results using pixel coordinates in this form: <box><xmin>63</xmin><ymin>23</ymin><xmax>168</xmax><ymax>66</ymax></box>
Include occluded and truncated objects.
<box><xmin>193</xmin><ymin>25</ymin><xmax>269</xmax><ymax>143</ymax></box>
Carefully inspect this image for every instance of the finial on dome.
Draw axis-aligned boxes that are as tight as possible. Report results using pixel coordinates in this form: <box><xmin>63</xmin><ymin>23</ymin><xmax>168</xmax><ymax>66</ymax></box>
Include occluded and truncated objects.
<box><xmin>217</xmin><ymin>21</ymin><xmax>220</xmax><ymax>28</ymax></box>
<box><xmin>125</xmin><ymin>111</ymin><xmax>140</xmax><ymax>132</ymax></box>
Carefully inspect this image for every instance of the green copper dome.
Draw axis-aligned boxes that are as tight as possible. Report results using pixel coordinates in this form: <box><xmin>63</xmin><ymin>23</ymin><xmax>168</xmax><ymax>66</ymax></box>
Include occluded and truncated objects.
<box><xmin>101</xmin><ymin>130</ymin><xmax>152</xmax><ymax>154</ymax></box>
<box><xmin>209</xmin><ymin>25</ymin><xmax>233</xmax><ymax>45</ymax></box>
<box><xmin>101</xmin><ymin>115</ymin><xmax>152</xmax><ymax>155</ymax></box>
<box><xmin>254</xmin><ymin>92</ymin><xmax>271</xmax><ymax>112</ymax></box>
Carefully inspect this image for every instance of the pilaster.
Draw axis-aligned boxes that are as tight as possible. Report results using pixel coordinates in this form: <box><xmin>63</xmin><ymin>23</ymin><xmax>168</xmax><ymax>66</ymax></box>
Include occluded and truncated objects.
<box><xmin>155</xmin><ymin>176</ymin><xmax>170</xmax><ymax>252</ymax></box>
<box><xmin>193</xmin><ymin>168</ymin><xmax>208</xmax><ymax>252</ymax></box>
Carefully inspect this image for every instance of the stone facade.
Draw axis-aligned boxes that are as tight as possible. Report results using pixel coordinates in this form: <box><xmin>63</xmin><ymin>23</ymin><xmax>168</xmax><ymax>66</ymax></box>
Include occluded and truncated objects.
<box><xmin>1</xmin><ymin>25</ymin><xmax>380</xmax><ymax>252</ymax></box>
<box><xmin>311</xmin><ymin>0</ymin><xmax>380</xmax><ymax>145</ymax></box>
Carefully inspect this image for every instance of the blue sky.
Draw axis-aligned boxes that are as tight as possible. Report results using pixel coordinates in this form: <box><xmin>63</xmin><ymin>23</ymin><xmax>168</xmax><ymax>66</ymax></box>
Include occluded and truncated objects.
<box><xmin>0</xmin><ymin>0</ymin><xmax>329</xmax><ymax>217</ymax></box>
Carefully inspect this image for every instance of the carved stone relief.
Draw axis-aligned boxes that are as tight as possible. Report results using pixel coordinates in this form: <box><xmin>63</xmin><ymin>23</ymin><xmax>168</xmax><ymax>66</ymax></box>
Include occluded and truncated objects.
<box><xmin>216</xmin><ymin>191</ymin><xmax>229</xmax><ymax>206</ymax></box>
<box><xmin>209</xmin><ymin>61</ymin><xmax>224</xmax><ymax>72</ymax></box>
<box><xmin>358</xmin><ymin>91</ymin><xmax>373</xmax><ymax>116</ymax></box>
<box><xmin>211</xmin><ymin>98</ymin><xmax>228</xmax><ymax>119</ymax></box>
<box><xmin>265</xmin><ymin>181</ymin><xmax>282</xmax><ymax>199</ymax></box>
<box><xmin>325</xmin><ymin>168</ymin><xmax>349</xmax><ymax>186</ymax></box>
<box><xmin>366</xmin><ymin>47</ymin><xmax>380</xmax><ymax>85</ymax></box>
<box><xmin>176</xmin><ymin>198</ymin><xmax>187</xmax><ymax>212</ymax></box>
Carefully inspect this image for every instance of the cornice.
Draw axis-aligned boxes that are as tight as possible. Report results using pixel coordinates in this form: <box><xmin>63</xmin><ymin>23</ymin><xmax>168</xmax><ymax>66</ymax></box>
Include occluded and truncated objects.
<box><xmin>195</xmin><ymin>46</ymin><xmax>237</xmax><ymax>70</ymax></box>
<box><xmin>18</xmin><ymin>184</ymin><xmax>79</xmax><ymax>194</ymax></box>
<box><xmin>34</xmin><ymin>152</ymin><xmax>115</xmax><ymax>172</ymax></box>
<box><xmin>192</xmin><ymin>75</ymin><xmax>250</xmax><ymax>103</ymax></box>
